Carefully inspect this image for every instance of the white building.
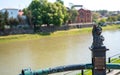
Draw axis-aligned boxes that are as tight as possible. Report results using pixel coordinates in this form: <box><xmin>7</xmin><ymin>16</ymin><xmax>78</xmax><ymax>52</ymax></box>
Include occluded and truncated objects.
<box><xmin>0</xmin><ymin>8</ymin><xmax>19</xmax><ymax>19</ymax></box>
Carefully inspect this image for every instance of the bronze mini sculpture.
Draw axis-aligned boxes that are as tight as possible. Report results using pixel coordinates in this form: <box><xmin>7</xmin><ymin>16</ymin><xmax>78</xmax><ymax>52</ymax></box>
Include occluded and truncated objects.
<box><xmin>91</xmin><ymin>24</ymin><xmax>104</xmax><ymax>48</ymax></box>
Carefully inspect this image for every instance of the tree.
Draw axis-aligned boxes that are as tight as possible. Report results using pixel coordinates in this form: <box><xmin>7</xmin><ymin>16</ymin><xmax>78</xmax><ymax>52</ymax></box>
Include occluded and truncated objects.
<box><xmin>0</xmin><ymin>12</ymin><xmax>4</xmax><ymax>30</ymax></box>
<box><xmin>26</xmin><ymin>11</ymin><xmax>32</xmax><ymax>26</ymax></box>
<box><xmin>99</xmin><ymin>18</ymin><xmax>106</xmax><ymax>23</ymax></box>
<box><xmin>28</xmin><ymin>0</ymin><xmax>68</xmax><ymax>27</ymax></box>
<box><xmin>96</xmin><ymin>10</ymin><xmax>108</xmax><ymax>16</ymax></box>
<box><xmin>41</xmin><ymin>2</ymin><xmax>52</xmax><ymax>26</ymax></box>
<box><xmin>4</xmin><ymin>10</ymin><xmax>9</xmax><ymax>25</ymax></box>
<box><xmin>28</xmin><ymin>0</ymin><xmax>45</xmax><ymax>32</ymax></box>
<box><xmin>52</xmin><ymin>2</ymin><xmax>68</xmax><ymax>26</ymax></box>
<box><xmin>68</xmin><ymin>8</ymin><xmax>78</xmax><ymax>23</ymax></box>
<box><xmin>117</xmin><ymin>14</ymin><xmax>120</xmax><ymax>21</ymax></box>
<box><xmin>23</xmin><ymin>8</ymin><xmax>32</xmax><ymax>27</ymax></box>
<box><xmin>8</xmin><ymin>17</ymin><xmax>19</xmax><ymax>27</ymax></box>
<box><xmin>56</xmin><ymin>0</ymin><xmax>64</xmax><ymax>5</ymax></box>
<box><xmin>92</xmin><ymin>12</ymin><xmax>100</xmax><ymax>22</ymax></box>
<box><xmin>98</xmin><ymin>18</ymin><xmax>106</xmax><ymax>26</ymax></box>
<box><xmin>107</xmin><ymin>16</ymin><xmax>117</xmax><ymax>22</ymax></box>
<box><xmin>28</xmin><ymin>0</ymin><xmax>43</xmax><ymax>25</ymax></box>
<box><xmin>0</xmin><ymin>10</ymin><xmax>9</xmax><ymax>30</ymax></box>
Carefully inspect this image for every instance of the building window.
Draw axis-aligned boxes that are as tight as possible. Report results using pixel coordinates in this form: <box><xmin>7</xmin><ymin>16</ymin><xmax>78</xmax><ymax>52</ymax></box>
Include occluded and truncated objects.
<box><xmin>80</xmin><ymin>12</ymin><xmax>84</xmax><ymax>18</ymax></box>
<box><xmin>81</xmin><ymin>20</ymin><xmax>83</xmax><ymax>22</ymax></box>
<box><xmin>87</xmin><ymin>14</ymin><xmax>89</xmax><ymax>18</ymax></box>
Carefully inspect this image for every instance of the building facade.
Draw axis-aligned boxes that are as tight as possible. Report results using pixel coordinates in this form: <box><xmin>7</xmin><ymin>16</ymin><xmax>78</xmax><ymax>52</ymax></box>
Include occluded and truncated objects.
<box><xmin>76</xmin><ymin>8</ymin><xmax>92</xmax><ymax>23</ymax></box>
<box><xmin>0</xmin><ymin>8</ymin><xmax>24</xmax><ymax>19</ymax></box>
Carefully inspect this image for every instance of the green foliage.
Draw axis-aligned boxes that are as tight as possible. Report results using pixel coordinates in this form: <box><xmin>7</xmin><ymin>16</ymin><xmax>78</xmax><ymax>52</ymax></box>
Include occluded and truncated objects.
<box><xmin>52</xmin><ymin>2</ymin><xmax>68</xmax><ymax>26</ymax></box>
<box><xmin>0</xmin><ymin>12</ymin><xmax>3</xmax><ymax>20</ymax></box>
<box><xmin>92</xmin><ymin>12</ymin><xmax>100</xmax><ymax>22</ymax></box>
<box><xmin>27</xmin><ymin>0</ymin><xmax>68</xmax><ymax>26</ymax></box>
<box><xmin>68</xmin><ymin>8</ymin><xmax>78</xmax><ymax>23</ymax></box>
<box><xmin>100</xmin><ymin>19</ymin><xmax>106</xmax><ymax>23</ymax></box>
<box><xmin>0</xmin><ymin>12</ymin><xmax>4</xmax><ymax>30</ymax></box>
<box><xmin>107</xmin><ymin>16</ymin><xmax>117</xmax><ymax>22</ymax></box>
<box><xmin>117</xmin><ymin>14</ymin><xmax>120</xmax><ymax>21</ymax></box>
<box><xmin>56</xmin><ymin>0</ymin><xmax>64</xmax><ymax>5</ymax></box>
<box><xmin>28</xmin><ymin>0</ymin><xmax>43</xmax><ymax>25</ymax></box>
<box><xmin>96</xmin><ymin>10</ymin><xmax>108</xmax><ymax>16</ymax></box>
<box><xmin>27</xmin><ymin>11</ymin><xmax>32</xmax><ymax>26</ymax></box>
<box><xmin>23</xmin><ymin>8</ymin><xmax>32</xmax><ymax>26</ymax></box>
<box><xmin>98</xmin><ymin>18</ymin><xmax>106</xmax><ymax>26</ymax></box>
<box><xmin>4</xmin><ymin>10</ymin><xmax>9</xmax><ymax>25</ymax></box>
<box><xmin>41</xmin><ymin>2</ymin><xmax>53</xmax><ymax>26</ymax></box>
<box><xmin>23</xmin><ymin>8</ymin><xmax>28</xmax><ymax>15</ymax></box>
<box><xmin>1</xmin><ymin>10</ymin><xmax>19</xmax><ymax>28</ymax></box>
<box><xmin>0</xmin><ymin>11</ymin><xmax>9</xmax><ymax>30</ymax></box>
<box><xmin>8</xmin><ymin>17</ymin><xmax>19</xmax><ymax>26</ymax></box>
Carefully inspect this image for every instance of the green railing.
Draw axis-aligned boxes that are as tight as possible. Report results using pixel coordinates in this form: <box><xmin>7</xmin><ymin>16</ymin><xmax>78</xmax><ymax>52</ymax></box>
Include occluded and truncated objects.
<box><xmin>19</xmin><ymin>63</ymin><xmax>120</xmax><ymax>75</ymax></box>
<box><xmin>107</xmin><ymin>53</ymin><xmax>120</xmax><ymax>73</ymax></box>
<box><xmin>19</xmin><ymin>53</ymin><xmax>120</xmax><ymax>75</ymax></box>
<box><xmin>80</xmin><ymin>53</ymin><xmax>120</xmax><ymax>75</ymax></box>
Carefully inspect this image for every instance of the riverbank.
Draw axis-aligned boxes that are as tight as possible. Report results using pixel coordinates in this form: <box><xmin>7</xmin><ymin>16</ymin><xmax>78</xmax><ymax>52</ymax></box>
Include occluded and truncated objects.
<box><xmin>0</xmin><ymin>25</ymin><xmax>120</xmax><ymax>43</ymax></box>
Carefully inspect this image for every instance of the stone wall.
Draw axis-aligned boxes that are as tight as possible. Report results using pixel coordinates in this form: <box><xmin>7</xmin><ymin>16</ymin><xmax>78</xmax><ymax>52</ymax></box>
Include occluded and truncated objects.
<box><xmin>0</xmin><ymin>24</ymin><xmax>94</xmax><ymax>36</ymax></box>
<box><xmin>0</xmin><ymin>28</ymin><xmax>34</xmax><ymax>36</ymax></box>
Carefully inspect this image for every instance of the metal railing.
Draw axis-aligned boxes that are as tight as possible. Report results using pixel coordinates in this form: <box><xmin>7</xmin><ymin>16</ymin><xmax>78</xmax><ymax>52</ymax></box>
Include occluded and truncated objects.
<box><xmin>107</xmin><ymin>53</ymin><xmax>120</xmax><ymax>73</ymax></box>
<box><xmin>64</xmin><ymin>53</ymin><xmax>120</xmax><ymax>75</ymax></box>
<box><xmin>63</xmin><ymin>69</ymin><xmax>91</xmax><ymax>75</ymax></box>
<box><xmin>20</xmin><ymin>63</ymin><xmax>120</xmax><ymax>75</ymax></box>
<box><xmin>19</xmin><ymin>53</ymin><xmax>120</xmax><ymax>75</ymax></box>
<box><xmin>20</xmin><ymin>64</ymin><xmax>92</xmax><ymax>75</ymax></box>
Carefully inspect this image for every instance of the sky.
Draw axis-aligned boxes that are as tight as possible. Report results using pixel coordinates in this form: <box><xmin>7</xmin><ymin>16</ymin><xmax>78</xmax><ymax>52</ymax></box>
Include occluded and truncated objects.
<box><xmin>0</xmin><ymin>0</ymin><xmax>120</xmax><ymax>11</ymax></box>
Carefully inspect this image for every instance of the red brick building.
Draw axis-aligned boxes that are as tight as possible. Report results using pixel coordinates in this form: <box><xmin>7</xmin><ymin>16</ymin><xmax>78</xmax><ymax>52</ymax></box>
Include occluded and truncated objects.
<box><xmin>76</xmin><ymin>8</ymin><xmax>92</xmax><ymax>23</ymax></box>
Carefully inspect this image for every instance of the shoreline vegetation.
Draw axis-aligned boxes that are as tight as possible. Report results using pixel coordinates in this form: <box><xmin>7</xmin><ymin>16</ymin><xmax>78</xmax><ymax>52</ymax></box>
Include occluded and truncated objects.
<box><xmin>0</xmin><ymin>25</ymin><xmax>120</xmax><ymax>43</ymax></box>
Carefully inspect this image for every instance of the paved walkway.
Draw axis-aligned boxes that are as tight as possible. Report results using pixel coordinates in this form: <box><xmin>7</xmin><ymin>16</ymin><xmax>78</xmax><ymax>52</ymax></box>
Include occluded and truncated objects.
<box><xmin>107</xmin><ymin>70</ymin><xmax>120</xmax><ymax>75</ymax></box>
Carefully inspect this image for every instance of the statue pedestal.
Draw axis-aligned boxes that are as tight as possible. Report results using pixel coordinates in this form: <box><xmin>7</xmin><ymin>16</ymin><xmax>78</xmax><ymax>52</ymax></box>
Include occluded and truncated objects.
<box><xmin>90</xmin><ymin>46</ymin><xmax>109</xmax><ymax>75</ymax></box>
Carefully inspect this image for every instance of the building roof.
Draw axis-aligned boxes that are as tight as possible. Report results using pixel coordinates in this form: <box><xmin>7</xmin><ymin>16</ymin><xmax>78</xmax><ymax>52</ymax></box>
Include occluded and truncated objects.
<box><xmin>1</xmin><ymin>8</ymin><xmax>19</xmax><ymax>11</ymax></box>
<box><xmin>78</xmin><ymin>8</ymin><xmax>91</xmax><ymax>13</ymax></box>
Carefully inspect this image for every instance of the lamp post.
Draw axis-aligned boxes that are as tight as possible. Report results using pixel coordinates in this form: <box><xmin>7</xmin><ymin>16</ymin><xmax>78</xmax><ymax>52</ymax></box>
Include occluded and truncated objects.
<box><xmin>90</xmin><ymin>24</ymin><xmax>109</xmax><ymax>75</ymax></box>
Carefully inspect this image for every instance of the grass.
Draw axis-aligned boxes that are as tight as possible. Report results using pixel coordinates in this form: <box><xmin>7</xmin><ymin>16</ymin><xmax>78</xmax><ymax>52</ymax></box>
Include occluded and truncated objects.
<box><xmin>102</xmin><ymin>24</ymin><xmax>120</xmax><ymax>30</ymax></box>
<box><xmin>111</xmin><ymin>58</ymin><xmax>120</xmax><ymax>63</ymax></box>
<box><xmin>0</xmin><ymin>24</ymin><xmax>120</xmax><ymax>43</ymax></box>
<box><xmin>77</xmin><ymin>70</ymin><xmax>92</xmax><ymax>75</ymax></box>
<box><xmin>0</xmin><ymin>34</ymin><xmax>43</xmax><ymax>43</ymax></box>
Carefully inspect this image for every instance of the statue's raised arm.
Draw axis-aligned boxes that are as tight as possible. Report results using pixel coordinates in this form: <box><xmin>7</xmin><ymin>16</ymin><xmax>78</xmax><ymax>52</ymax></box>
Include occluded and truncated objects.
<box><xmin>91</xmin><ymin>25</ymin><xmax>104</xmax><ymax>48</ymax></box>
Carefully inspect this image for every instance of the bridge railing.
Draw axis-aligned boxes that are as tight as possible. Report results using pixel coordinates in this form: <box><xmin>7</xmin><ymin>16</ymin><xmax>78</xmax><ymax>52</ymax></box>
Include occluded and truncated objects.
<box><xmin>20</xmin><ymin>53</ymin><xmax>120</xmax><ymax>75</ymax></box>
<box><xmin>63</xmin><ymin>69</ymin><xmax>91</xmax><ymax>75</ymax></box>
<box><xmin>64</xmin><ymin>53</ymin><xmax>120</xmax><ymax>75</ymax></box>
<box><xmin>63</xmin><ymin>70</ymin><xmax>84</xmax><ymax>75</ymax></box>
<box><xmin>107</xmin><ymin>53</ymin><xmax>120</xmax><ymax>73</ymax></box>
<box><xmin>20</xmin><ymin>64</ymin><xmax>93</xmax><ymax>75</ymax></box>
<box><xmin>20</xmin><ymin>63</ymin><xmax>120</xmax><ymax>75</ymax></box>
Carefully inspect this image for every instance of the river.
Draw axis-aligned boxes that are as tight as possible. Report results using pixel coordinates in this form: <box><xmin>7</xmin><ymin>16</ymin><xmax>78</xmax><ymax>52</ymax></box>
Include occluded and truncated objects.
<box><xmin>0</xmin><ymin>30</ymin><xmax>120</xmax><ymax>75</ymax></box>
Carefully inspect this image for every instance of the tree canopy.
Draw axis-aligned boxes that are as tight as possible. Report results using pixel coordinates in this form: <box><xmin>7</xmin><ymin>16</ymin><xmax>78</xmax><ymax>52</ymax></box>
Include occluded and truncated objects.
<box><xmin>56</xmin><ymin>0</ymin><xmax>64</xmax><ymax>5</ymax></box>
<box><xmin>107</xmin><ymin>16</ymin><xmax>117</xmax><ymax>22</ymax></box>
<box><xmin>92</xmin><ymin>12</ymin><xmax>100</xmax><ymax>22</ymax></box>
<box><xmin>68</xmin><ymin>8</ymin><xmax>78</xmax><ymax>23</ymax></box>
<box><xmin>27</xmin><ymin>0</ymin><xmax>68</xmax><ymax>26</ymax></box>
<box><xmin>0</xmin><ymin>12</ymin><xmax>4</xmax><ymax>30</ymax></box>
